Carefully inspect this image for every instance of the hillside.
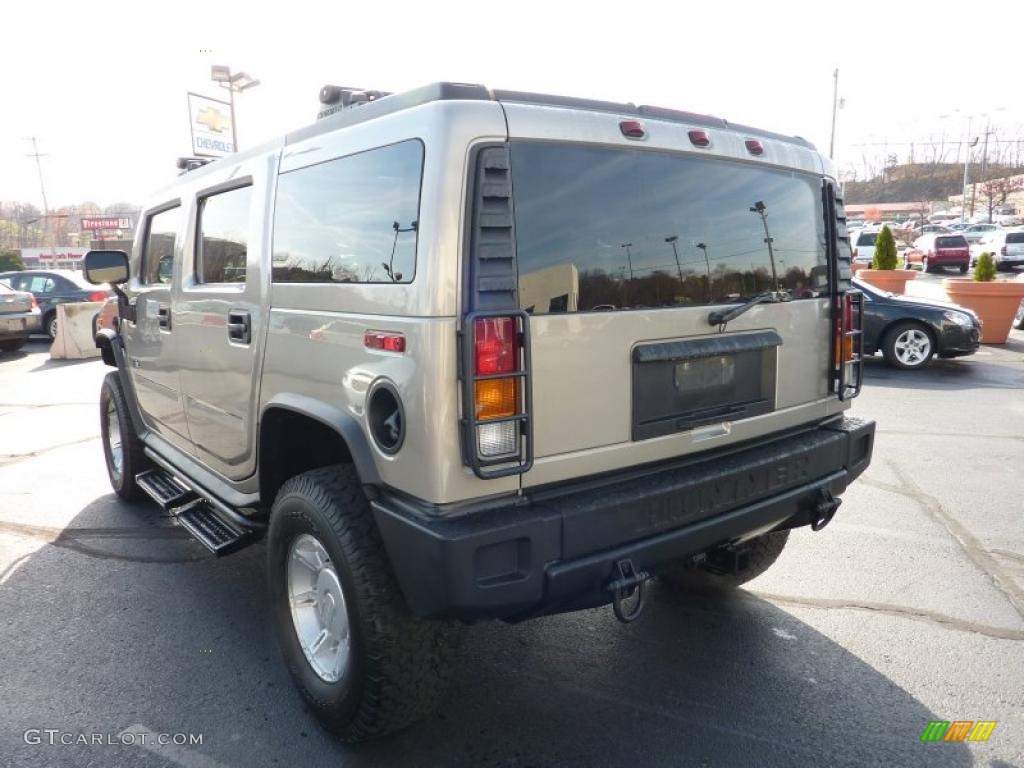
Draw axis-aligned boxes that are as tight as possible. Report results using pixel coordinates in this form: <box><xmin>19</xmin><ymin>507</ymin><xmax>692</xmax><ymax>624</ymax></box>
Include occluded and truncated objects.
<box><xmin>843</xmin><ymin>162</ymin><xmax>1021</xmax><ymax>204</ymax></box>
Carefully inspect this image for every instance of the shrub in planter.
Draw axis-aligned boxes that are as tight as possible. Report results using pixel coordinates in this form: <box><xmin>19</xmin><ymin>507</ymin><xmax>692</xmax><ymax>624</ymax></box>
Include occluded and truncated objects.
<box><xmin>859</xmin><ymin>225</ymin><xmax>916</xmax><ymax>294</ymax></box>
<box><xmin>974</xmin><ymin>251</ymin><xmax>997</xmax><ymax>282</ymax></box>
<box><xmin>871</xmin><ymin>226</ymin><xmax>899</xmax><ymax>270</ymax></box>
<box><xmin>943</xmin><ymin>251</ymin><xmax>1024</xmax><ymax>343</ymax></box>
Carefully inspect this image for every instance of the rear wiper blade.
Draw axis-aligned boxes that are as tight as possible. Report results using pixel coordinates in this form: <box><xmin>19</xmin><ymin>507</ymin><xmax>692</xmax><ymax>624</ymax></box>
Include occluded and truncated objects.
<box><xmin>707</xmin><ymin>290</ymin><xmax>790</xmax><ymax>328</ymax></box>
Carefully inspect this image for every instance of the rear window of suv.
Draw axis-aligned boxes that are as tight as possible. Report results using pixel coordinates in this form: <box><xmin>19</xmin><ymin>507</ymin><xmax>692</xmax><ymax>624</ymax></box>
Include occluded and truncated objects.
<box><xmin>855</xmin><ymin>232</ymin><xmax>878</xmax><ymax>247</ymax></box>
<box><xmin>1006</xmin><ymin>233</ymin><xmax>1024</xmax><ymax>244</ymax></box>
<box><xmin>935</xmin><ymin>236</ymin><xmax>968</xmax><ymax>248</ymax></box>
<box><xmin>509</xmin><ymin>142</ymin><xmax>828</xmax><ymax>314</ymax></box>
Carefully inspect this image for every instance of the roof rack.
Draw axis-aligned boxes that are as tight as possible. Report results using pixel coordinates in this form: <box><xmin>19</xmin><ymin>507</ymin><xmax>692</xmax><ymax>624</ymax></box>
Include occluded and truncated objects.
<box><xmin>289</xmin><ymin>82</ymin><xmax>815</xmax><ymax>151</ymax></box>
<box><xmin>176</xmin><ymin>157</ymin><xmax>215</xmax><ymax>174</ymax></box>
<box><xmin>317</xmin><ymin>85</ymin><xmax>394</xmax><ymax>120</ymax></box>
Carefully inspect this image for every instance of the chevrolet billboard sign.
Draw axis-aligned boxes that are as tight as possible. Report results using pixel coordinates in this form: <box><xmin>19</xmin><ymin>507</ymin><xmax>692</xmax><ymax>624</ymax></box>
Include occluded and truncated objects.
<box><xmin>187</xmin><ymin>92</ymin><xmax>234</xmax><ymax>157</ymax></box>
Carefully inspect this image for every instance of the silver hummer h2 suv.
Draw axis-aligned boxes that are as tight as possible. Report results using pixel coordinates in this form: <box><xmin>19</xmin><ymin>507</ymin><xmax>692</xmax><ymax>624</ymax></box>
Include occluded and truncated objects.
<box><xmin>83</xmin><ymin>82</ymin><xmax>874</xmax><ymax>741</ymax></box>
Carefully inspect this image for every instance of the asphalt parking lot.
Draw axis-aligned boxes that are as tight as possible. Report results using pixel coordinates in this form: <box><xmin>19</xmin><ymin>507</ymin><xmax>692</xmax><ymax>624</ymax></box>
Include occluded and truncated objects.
<box><xmin>1</xmin><ymin>282</ymin><xmax>1022</xmax><ymax>768</ymax></box>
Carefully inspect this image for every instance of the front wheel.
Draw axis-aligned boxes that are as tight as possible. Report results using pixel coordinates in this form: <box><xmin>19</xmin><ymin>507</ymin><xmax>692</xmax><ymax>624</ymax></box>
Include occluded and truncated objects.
<box><xmin>99</xmin><ymin>372</ymin><xmax>150</xmax><ymax>501</ymax></box>
<box><xmin>267</xmin><ymin>465</ymin><xmax>459</xmax><ymax>742</ymax></box>
<box><xmin>882</xmin><ymin>322</ymin><xmax>934</xmax><ymax>370</ymax></box>
<box><xmin>1013</xmin><ymin>300</ymin><xmax>1024</xmax><ymax>330</ymax></box>
<box><xmin>659</xmin><ymin>531</ymin><xmax>790</xmax><ymax>592</ymax></box>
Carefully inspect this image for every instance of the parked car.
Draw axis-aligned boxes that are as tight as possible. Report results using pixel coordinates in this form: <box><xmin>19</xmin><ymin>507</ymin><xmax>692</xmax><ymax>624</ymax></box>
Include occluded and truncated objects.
<box><xmin>851</xmin><ymin>228</ymin><xmax>880</xmax><ymax>264</ymax></box>
<box><xmin>853</xmin><ymin>276</ymin><xmax>980</xmax><ymax>369</ymax></box>
<box><xmin>79</xmin><ymin>80</ymin><xmax>875</xmax><ymax>741</ymax></box>
<box><xmin>970</xmin><ymin>230</ymin><xmax>1024</xmax><ymax>271</ymax></box>
<box><xmin>0</xmin><ymin>279</ymin><xmax>42</xmax><ymax>353</ymax></box>
<box><xmin>904</xmin><ymin>233</ymin><xmax>970</xmax><ymax>273</ymax></box>
<box><xmin>0</xmin><ymin>269</ymin><xmax>112</xmax><ymax>340</ymax></box>
<box><xmin>962</xmin><ymin>222</ymin><xmax>1001</xmax><ymax>244</ymax></box>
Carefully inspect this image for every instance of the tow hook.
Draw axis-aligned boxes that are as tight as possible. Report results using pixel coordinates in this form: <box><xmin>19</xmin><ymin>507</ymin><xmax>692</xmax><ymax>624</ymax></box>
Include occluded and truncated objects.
<box><xmin>607</xmin><ymin>559</ymin><xmax>650</xmax><ymax>623</ymax></box>
<box><xmin>811</xmin><ymin>488</ymin><xmax>842</xmax><ymax>531</ymax></box>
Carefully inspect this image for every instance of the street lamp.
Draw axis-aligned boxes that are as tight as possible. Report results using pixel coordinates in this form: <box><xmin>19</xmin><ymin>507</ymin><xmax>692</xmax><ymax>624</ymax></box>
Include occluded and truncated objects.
<box><xmin>383</xmin><ymin>220</ymin><xmax>417</xmax><ymax>282</ymax></box>
<box><xmin>211</xmin><ymin>65</ymin><xmax>261</xmax><ymax>152</ymax></box>
<box><xmin>664</xmin><ymin>235</ymin><xmax>684</xmax><ymax>285</ymax></box>
<box><xmin>695</xmin><ymin>241</ymin><xmax>712</xmax><ymax>301</ymax></box>
<box><xmin>749</xmin><ymin>201</ymin><xmax>780</xmax><ymax>292</ymax></box>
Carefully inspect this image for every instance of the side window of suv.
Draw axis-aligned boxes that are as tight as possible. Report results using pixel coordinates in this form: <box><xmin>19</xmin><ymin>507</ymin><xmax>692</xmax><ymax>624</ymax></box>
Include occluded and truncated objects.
<box><xmin>272</xmin><ymin>140</ymin><xmax>423</xmax><ymax>284</ymax></box>
<box><xmin>142</xmin><ymin>205</ymin><xmax>181</xmax><ymax>285</ymax></box>
<box><xmin>196</xmin><ymin>184</ymin><xmax>252</xmax><ymax>284</ymax></box>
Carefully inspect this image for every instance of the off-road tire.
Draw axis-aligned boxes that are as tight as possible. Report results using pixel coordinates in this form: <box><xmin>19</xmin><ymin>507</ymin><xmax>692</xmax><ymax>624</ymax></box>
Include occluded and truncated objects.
<box><xmin>659</xmin><ymin>530</ymin><xmax>790</xmax><ymax>591</ymax></box>
<box><xmin>267</xmin><ymin>465</ymin><xmax>460</xmax><ymax>742</ymax></box>
<box><xmin>0</xmin><ymin>339</ymin><xmax>26</xmax><ymax>353</ymax></box>
<box><xmin>99</xmin><ymin>371</ymin><xmax>150</xmax><ymax>501</ymax></box>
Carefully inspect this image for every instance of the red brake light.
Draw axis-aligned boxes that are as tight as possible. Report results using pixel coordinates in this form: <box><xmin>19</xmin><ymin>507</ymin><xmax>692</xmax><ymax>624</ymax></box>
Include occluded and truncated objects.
<box><xmin>88</xmin><ymin>290</ymin><xmax>108</xmax><ymax>302</ymax></box>
<box><xmin>744</xmin><ymin>139</ymin><xmax>764</xmax><ymax>156</ymax></box>
<box><xmin>30</xmin><ymin>296</ymin><xmax>38</xmax><ymax>309</ymax></box>
<box><xmin>688</xmin><ymin>129</ymin><xmax>710</xmax><ymax>147</ymax></box>
<box><xmin>364</xmin><ymin>331</ymin><xmax>406</xmax><ymax>352</ymax></box>
<box><xmin>474</xmin><ymin>317</ymin><xmax>516</xmax><ymax>374</ymax></box>
<box><xmin>619</xmin><ymin>119</ymin><xmax>646</xmax><ymax>139</ymax></box>
<box><xmin>1002</xmin><ymin>246</ymin><xmax>1008</xmax><ymax>256</ymax></box>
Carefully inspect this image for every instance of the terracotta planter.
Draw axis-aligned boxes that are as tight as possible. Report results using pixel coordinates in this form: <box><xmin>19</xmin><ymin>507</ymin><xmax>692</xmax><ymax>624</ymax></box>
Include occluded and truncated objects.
<box><xmin>849</xmin><ymin>261</ymin><xmax>870</xmax><ymax>274</ymax></box>
<box><xmin>857</xmin><ymin>268</ymin><xmax>916</xmax><ymax>295</ymax></box>
<box><xmin>943</xmin><ymin>278</ymin><xmax>1024</xmax><ymax>344</ymax></box>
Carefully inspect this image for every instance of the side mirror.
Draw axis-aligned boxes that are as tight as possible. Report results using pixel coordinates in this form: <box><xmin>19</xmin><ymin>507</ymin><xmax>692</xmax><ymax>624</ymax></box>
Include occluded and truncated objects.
<box><xmin>84</xmin><ymin>250</ymin><xmax>129</xmax><ymax>285</ymax></box>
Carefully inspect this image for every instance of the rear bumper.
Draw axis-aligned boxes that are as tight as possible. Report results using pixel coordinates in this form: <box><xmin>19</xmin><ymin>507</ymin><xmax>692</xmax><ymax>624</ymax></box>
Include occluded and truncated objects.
<box><xmin>372</xmin><ymin>416</ymin><xmax>875</xmax><ymax>621</ymax></box>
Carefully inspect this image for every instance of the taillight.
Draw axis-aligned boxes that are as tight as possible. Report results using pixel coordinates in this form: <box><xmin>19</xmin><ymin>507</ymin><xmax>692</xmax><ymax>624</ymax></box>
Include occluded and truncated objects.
<box><xmin>474</xmin><ymin>318</ymin><xmax>520</xmax><ymax>455</ymax></box>
<box><xmin>364</xmin><ymin>331</ymin><xmax>406</xmax><ymax>352</ymax></box>
<box><xmin>834</xmin><ymin>294</ymin><xmax>854</xmax><ymax>366</ymax></box>
<box><xmin>462</xmin><ymin>313</ymin><xmax>531</xmax><ymax>474</ymax></box>
<box><xmin>30</xmin><ymin>296</ymin><xmax>38</xmax><ymax>309</ymax></box>
<box><xmin>1002</xmin><ymin>246</ymin><xmax>1008</xmax><ymax>256</ymax></box>
<box><xmin>88</xmin><ymin>291</ymin><xmax>107</xmax><ymax>302</ymax></box>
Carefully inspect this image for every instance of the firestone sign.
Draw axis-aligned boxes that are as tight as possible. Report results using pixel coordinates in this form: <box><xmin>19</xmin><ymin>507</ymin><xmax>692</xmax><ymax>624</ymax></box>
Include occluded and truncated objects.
<box><xmin>81</xmin><ymin>216</ymin><xmax>131</xmax><ymax>231</ymax></box>
<box><xmin>187</xmin><ymin>92</ymin><xmax>235</xmax><ymax>157</ymax></box>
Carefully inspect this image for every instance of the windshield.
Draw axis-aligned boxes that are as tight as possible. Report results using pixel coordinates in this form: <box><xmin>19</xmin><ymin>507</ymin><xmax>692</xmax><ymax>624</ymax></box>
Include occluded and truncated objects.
<box><xmin>856</xmin><ymin>232</ymin><xmax>878</xmax><ymax>247</ymax></box>
<box><xmin>509</xmin><ymin>142</ymin><xmax>828</xmax><ymax>314</ymax></box>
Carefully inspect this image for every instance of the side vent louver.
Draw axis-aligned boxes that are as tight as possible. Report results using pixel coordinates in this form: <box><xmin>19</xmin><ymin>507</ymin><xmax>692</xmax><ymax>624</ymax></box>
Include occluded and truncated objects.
<box><xmin>831</xmin><ymin>185</ymin><xmax>853</xmax><ymax>291</ymax></box>
<box><xmin>468</xmin><ymin>146</ymin><xmax>518</xmax><ymax>311</ymax></box>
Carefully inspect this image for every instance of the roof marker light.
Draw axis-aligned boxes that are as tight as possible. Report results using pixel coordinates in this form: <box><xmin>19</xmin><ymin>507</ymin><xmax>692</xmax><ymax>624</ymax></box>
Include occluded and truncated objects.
<box><xmin>745</xmin><ymin>139</ymin><xmax>765</xmax><ymax>156</ymax></box>
<box><xmin>619</xmin><ymin>120</ymin><xmax>646</xmax><ymax>139</ymax></box>
<box><xmin>688</xmin><ymin>130</ymin><xmax>710</xmax><ymax>147</ymax></box>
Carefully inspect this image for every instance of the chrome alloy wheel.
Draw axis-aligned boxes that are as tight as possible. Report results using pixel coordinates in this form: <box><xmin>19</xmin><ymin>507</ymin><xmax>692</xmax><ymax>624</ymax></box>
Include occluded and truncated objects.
<box><xmin>287</xmin><ymin>533</ymin><xmax>351</xmax><ymax>683</ymax></box>
<box><xmin>105</xmin><ymin>399</ymin><xmax>123</xmax><ymax>481</ymax></box>
<box><xmin>894</xmin><ymin>328</ymin><xmax>931</xmax><ymax>367</ymax></box>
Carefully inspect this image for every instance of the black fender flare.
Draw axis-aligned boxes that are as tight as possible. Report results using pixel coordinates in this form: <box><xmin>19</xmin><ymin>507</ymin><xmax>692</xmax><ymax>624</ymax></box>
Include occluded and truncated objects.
<box><xmin>259</xmin><ymin>394</ymin><xmax>381</xmax><ymax>487</ymax></box>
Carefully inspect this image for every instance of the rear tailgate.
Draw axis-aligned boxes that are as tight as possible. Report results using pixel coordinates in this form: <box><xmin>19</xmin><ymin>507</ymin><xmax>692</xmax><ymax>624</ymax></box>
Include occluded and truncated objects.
<box><xmin>500</xmin><ymin>104</ymin><xmax>841</xmax><ymax>488</ymax></box>
<box><xmin>934</xmin><ymin>235</ymin><xmax>969</xmax><ymax>261</ymax></box>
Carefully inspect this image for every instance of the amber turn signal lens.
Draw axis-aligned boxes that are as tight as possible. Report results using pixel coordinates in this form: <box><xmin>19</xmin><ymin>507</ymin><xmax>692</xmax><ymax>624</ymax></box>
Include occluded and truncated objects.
<box><xmin>475</xmin><ymin>377</ymin><xmax>518</xmax><ymax>420</ymax></box>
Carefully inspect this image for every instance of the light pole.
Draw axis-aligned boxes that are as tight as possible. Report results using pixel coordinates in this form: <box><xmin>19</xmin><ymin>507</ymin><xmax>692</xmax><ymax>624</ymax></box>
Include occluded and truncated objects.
<box><xmin>749</xmin><ymin>201</ymin><xmax>779</xmax><ymax>292</ymax></box>
<box><xmin>695</xmin><ymin>242</ymin><xmax>712</xmax><ymax>301</ymax></box>
<box><xmin>664</xmin><ymin>235</ymin><xmax>684</xmax><ymax>285</ymax></box>
<box><xmin>383</xmin><ymin>220</ymin><xmax>417</xmax><ymax>282</ymax></box>
<box><xmin>211</xmin><ymin>65</ymin><xmax>260</xmax><ymax>152</ymax></box>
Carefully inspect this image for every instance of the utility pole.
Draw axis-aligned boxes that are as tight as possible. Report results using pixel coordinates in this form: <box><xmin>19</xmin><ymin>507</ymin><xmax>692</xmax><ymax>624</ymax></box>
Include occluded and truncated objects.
<box><xmin>749</xmin><ymin>201</ymin><xmax>779</xmax><ymax>293</ymax></box>
<box><xmin>24</xmin><ymin>137</ymin><xmax>50</xmax><ymax>217</ymax></box>
<box><xmin>960</xmin><ymin>118</ymin><xmax>977</xmax><ymax>225</ymax></box>
<box><xmin>664</xmin><ymin>236</ymin><xmax>684</xmax><ymax>285</ymax></box>
<box><xmin>977</xmin><ymin>120</ymin><xmax>995</xmax><ymax>222</ymax></box>
<box><xmin>829</xmin><ymin>68</ymin><xmax>839</xmax><ymax>159</ymax></box>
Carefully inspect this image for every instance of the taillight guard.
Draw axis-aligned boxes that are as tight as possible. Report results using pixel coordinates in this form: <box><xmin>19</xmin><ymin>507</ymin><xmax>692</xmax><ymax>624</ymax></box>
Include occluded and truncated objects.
<box><xmin>835</xmin><ymin>290</ymin><xmax>864</xmax><ymax>400</ymax></box>
<box><xmin>459</xmin><ymin>309</ymin><xmax>533</xmax><ymax>479</ymax></box>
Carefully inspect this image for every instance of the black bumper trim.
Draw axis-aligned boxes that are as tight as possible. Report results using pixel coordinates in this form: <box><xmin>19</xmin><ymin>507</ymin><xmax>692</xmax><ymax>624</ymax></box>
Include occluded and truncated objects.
<box><xmin>372</xmin><ymin>416</ymin><xmax>875</xmax><ymax>621</ymax></box>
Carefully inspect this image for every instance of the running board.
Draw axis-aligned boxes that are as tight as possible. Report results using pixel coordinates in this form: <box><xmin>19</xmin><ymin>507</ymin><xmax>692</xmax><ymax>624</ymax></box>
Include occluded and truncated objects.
<box><xmin>136</xmin><ymin>468</ymin><xmax>196</xmax><ymax>509</ymax></box>
<box><xmin>173</xmin><ymin>498</ymin><xmax>253</xmax><ymax>556</ymax></box>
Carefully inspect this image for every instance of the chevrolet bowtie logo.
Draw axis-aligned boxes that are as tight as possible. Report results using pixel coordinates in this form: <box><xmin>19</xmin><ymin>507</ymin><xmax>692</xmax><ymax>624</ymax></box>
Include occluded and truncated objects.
<box><xmin>196</xmin><ymin>106</ymin><xmax>229</xmax><ymax>134</ymax></box>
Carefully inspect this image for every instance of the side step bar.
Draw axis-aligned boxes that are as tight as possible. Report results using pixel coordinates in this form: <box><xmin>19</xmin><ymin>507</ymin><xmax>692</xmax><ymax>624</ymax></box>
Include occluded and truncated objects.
<box><xmin>136</xmin><ymin>468</ymin><xmax>195</xmax><ymax>509</ymax></box>
<box><xmin>135</xmin><ymin>467</ymin><xmax>262</xmax><ymax>557</ymax></box>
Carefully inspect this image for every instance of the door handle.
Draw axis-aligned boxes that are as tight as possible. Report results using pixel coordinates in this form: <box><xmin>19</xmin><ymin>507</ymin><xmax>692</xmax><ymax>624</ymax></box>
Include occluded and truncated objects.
<box><xmin>157</xmin><ymin>303</ymin><xmax>171</xmax><ymax>330</ymax></box>
<box><xmin>227</xmin><ymin>310</ymin><xmax>251</xmax><ymax>345</ymax></box>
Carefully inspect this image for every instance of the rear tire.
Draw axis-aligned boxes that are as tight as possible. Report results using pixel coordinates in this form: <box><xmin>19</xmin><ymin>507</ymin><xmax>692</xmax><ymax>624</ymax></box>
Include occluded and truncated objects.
<box><xmin>882</xmin><ymin>321</ymin><xmax>934</xmax><ymax>370</ymax></box>
<box><xmin>921</xmin><ymin>257</ymin><xmax>930</xmax><ymax>273</ymax></box>
<box><xmin>45</xmin><ymin>312</ymin><xmax>57</xmax><ymax>341</ymax></box>
<box><xmin>659</xmin><ymin>531</ymin><xmax>790</xmax><ymax>591</ymax></box>
<box><xmin>0</xmin><ymin>339</ymin><xmax>26</xmax><ymax>353</ymax></box>
<box><xmin>958</xmin><ymin>264</ymin><xmax>968</xmax><ymax>274</ymax></box>
<box><xmin>1013</xmin><ymin>300</ymin><xmax>1024</xmax><ymax>331</ymax></box>
<box><xmin>99</xmin><ymin>372</ymin><xmax>151</xmax><ymax>501</ymax></box>
<box><xmin>268</xmin><ymin>465</ymin><xmax>459</xmax><ymax>742</ymax></box>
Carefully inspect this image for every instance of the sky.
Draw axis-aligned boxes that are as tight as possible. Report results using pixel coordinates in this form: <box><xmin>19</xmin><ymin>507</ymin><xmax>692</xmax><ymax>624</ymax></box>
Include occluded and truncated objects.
<box><xmin>2</xmin><ymin>0</ymin><xmax>1023</xmax><ymax>210</ymax></box>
